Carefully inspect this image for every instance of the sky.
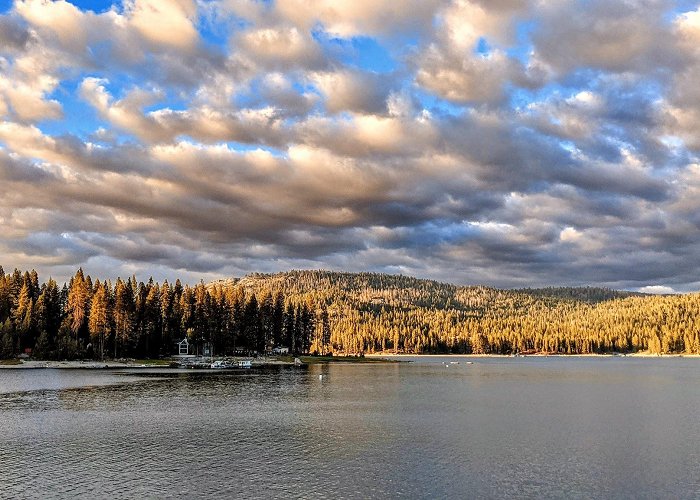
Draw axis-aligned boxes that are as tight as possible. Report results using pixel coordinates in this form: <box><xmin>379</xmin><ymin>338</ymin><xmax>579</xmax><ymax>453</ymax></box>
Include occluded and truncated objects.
<box><xmin>1</xmin><ymin>0</ymin><xmax>700</xmax><ymax>292</ymax></box>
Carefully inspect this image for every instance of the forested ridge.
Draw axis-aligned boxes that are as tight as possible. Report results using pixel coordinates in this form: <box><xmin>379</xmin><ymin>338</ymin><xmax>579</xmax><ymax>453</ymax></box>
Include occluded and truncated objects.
<box><xmin>1</xmin><ymin>266</ymin><xmax>699</xmax><ymax>360</ymax></box>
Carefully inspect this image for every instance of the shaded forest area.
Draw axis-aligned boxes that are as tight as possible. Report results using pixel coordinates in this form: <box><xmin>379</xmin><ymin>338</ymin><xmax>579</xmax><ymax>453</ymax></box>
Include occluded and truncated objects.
<box><xmin>2</xmin><ymin>267</ymin><xmax>699</xmax><ymax>360</ymax></box>
<box><xmin>0</xmin><ymin>267</ymin><xmax>325</xmax><ymax>360</ymax></box>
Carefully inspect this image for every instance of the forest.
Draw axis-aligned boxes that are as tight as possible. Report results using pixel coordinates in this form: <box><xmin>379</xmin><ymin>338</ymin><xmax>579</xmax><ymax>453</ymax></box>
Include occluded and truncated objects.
<box><xmin>2</xmin><ymin>266</ymin><xmax>700</xmax><ymax>360</ymax></box>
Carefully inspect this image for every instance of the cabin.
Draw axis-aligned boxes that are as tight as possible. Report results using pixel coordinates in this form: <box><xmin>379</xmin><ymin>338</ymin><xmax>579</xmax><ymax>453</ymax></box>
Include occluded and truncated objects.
<box><xmin>271</xmin><ymin>346</ymin><xmax>289</xmax><ymax>355</ymax></box>
<box><xmin>178</xmin><ymin>338</ymin><xmax>189</xmax><ymax>356</ymax></box>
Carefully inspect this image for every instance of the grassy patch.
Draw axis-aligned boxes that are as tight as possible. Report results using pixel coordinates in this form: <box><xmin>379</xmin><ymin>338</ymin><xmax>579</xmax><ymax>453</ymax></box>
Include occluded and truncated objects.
<box><xmin>0</xmin><ymin>359</ymin><xmax>22</xmax><ymax>365</ymax></box>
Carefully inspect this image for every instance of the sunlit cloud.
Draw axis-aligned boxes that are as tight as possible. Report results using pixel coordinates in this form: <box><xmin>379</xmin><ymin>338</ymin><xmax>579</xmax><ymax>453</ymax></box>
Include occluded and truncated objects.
<box><xmin>0</xmin><ymin>0</ymin><xmax>699</xmax><ymax>291</ymax></box>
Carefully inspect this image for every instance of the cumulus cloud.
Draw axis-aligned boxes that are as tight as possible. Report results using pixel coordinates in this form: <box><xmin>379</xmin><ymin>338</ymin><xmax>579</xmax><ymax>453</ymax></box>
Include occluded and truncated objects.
<box><xmin>0</xmin><ymin>0</ymin><xmax>699</xmax><ymax>291</ymax></box>
<box><xmin>275</xmin><ymin>0</ymin><xmax>442</xmax><ymax>38</ymax></box>
<box><xmin>413</xmin><ymin>0</ymin><xmax>531</xmax><ymax>104</ymax></box>
<box><xmin>125</xmin><ymin>0</ymin><xmax>199</xmax><ymax>50</ymax></box>
<box><xmin>310</xmin><ymin>69</ymin><xmax>394</xmax><ymax>114</ymax></box>
<box><xmin>638</xmin><ymin>285</ymin><xmax>676</xmax><ymax>294</ymax></box>
<box><xmin>531</xmin><ymin>0</ymin><xmax>675</xmax><ymax>74</ymax></box>
<box><xmin>416</xmin><ymin>48</ymin><xmax>519</xmax><ymax>104</ymax></box>
<box><xmin>235</xmin><ymin>25</ymin><xmax>325</xmax><ymax>71</ymax></box>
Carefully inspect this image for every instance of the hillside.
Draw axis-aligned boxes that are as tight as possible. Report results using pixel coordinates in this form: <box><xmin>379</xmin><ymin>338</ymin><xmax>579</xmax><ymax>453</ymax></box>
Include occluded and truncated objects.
<box><xmin>214</xmin><ymin>271</ymin><xmax>642</xmax><ymax>306</ymax></box>
<box><xmin>513</xmin><ymin>286</ymin><xmax>645</xmax><ymax>303</ymax></box>
<box><xmin>2</xmin><ymin>267</ymin><xmax>698</xmax><ymax>360</ymax></box>
<box><xmin>211</xmin><ymin>270</ymin><xmax>697</xmax><ymax>355</ymax></box>
<box><xmin>215</xmin><ymin>270</ymin><xmax>607</xmax><ymax>309</ymax></box>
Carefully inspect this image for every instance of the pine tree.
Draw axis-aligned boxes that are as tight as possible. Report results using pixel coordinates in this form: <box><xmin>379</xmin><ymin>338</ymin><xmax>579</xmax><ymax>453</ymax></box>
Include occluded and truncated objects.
<box><xmin>143</xmin><ymin>282</ymin><xmax>161</xmax><ymax>358</ymax></box>
<box><xmin>272</xmin><ymin>292</ymin><xmax>285</xmax><ymax>348</ymax></box>
<box><xmin>113</xmin><ymin>278</ymin><xmax>134</xmax><ymax>358</ymax></box>
<box><xmin>88</xmin><ymin>281</ymin><xmax>110</xmax><ymax>360</ymax></box>
<box><xmin>260</xmin><ymin>291</ymin><xmax>274</xmax><ymax>353</ymax></box>
<box><xmin>284</xmin><ymin>302</ymin><xmax>295</xmax><ymax>352</ymax></box>
<box><xmin>66</xmin><ymin>269</ymin><xmax>90</xmax><ymax>342</ymax></box>
<box><xmin>1</xmin><ymin>318</ymin><xmax>15</xmax><ymax>358</ymax></box>
<box><xmin>12</xmin><ymin>280</ymin><xmax>34</xmax><ymax>351</ymax></box>
<box><xmin>160</xmin><ymin>280</ymin><xmax>173</xmax><ymax>356</ymax></box>
<box><xmin>243</xmin><ymin>294</ymin><xmax>262</xmax><ymax>353</ymax></box>
<box><xmin>319</xmin><ymin>303</ymin><xmax>331</xmax><ymax>354</ymax></box>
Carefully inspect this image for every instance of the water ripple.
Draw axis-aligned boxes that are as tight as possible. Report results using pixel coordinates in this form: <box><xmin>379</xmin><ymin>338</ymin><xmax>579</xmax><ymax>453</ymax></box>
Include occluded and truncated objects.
<box><xmin>2</xmin><ymin>361</ymin><xmax>700</xmax><ymax>498</ymax></box>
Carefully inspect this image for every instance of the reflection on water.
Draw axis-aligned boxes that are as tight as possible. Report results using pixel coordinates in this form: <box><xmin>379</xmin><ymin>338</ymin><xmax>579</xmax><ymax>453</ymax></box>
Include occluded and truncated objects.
<box><xmin>2</xmin><ymin>358</ymin><xmax>700</xmax><ymax>499</ymax></box>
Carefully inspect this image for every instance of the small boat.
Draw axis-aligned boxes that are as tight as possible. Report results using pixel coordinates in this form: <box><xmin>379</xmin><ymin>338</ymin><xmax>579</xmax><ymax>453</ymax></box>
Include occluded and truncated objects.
<box><xmin>238</xmin><ymin>360</ymin><xmax>252</xmax><ymax>368</ymax></box>
<box><xmin>210</xmin><ymin>360</ymin><xmax>231</xmax><ymax>369</ymax></box>
<box><xmin>450</xmin><ymin>361</ymin><xmax>459</xmax><ymax>365</ymax></box>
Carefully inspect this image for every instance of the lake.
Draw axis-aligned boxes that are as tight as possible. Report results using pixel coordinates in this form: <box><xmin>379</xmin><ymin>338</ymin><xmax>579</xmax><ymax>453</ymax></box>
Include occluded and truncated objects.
<box><xmin>2</xmin><ymin>356</ymin><xmax>700</xmax><ymax>499</ymax></box>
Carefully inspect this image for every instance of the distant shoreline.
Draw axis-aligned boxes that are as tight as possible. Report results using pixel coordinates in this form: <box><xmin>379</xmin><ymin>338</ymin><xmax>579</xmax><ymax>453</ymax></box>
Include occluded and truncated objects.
<box><xmin>0</xmin><ymin>355</ymin><xmax>398</xmax><ymax>369</ymax></box>
<box><xmin>0</xmin><ymin>358</ymin><xmax>287</xmax><ymax>370</ymax></box>
<box><xmin>4</xmin><ymin>352</ymin><xmax>700</xmax><ymax>369</ymax></box>
<box><xmin>366</xmin><ymin>352</ymin><xmax>700</xmax><ymax>358</ymax></box>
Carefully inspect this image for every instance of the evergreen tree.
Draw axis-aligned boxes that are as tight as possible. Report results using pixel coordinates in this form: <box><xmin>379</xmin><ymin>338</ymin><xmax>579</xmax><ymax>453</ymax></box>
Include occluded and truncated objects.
<box><xmin>113</xmin><ymin>278</ymin><xmax>135</xmax><ymax>358</ymax></box>
<box><xmin>159</xmin><ymin>280</ymin><xmax>174</xmax><ymax>356</ymax></box>
<box><xmin>88</xmin><ymin>281</ymin><xmax>110</xmax><ymax>360</ymax></box>
<box><xmin>143</xmin><ymin>282</ymin><xmax>161</xmax><ymax>358</ymax></box>
<box><xmin>1</xmin><ymin>319</ymin><xmax>15</xmax><ymax>358</ymax></box>
<box><xmin>66</xmin><ymin>269</ymin><xmax>90</xmax><ymax>343</ymax></box>
<box><xmin>0</xmin><ymin>271</ymin><xmax>10</xmax><ymax>324</ymax></box>
<box><xmin>284</xmin><ymin>302</ymin><xmax>295</xmax><ymax>352</ymax></box>
<box><xmin>228</xmin><ymin>288</ymin><xmax>245</xmax><ymax>352</ymax></box>
<box><xmin>319</xmin><ymin>303</ymin><xmax>331</xmax><ymax>354</ymax></box>
<box><xmin>12</xmin><ymin>281</ymin><xmax>34</xmax><ymax>351</ymax></box>
<box><xmin>192</xmin><ymin>282</ymin><xmax>210</xmax><ymax>353</ymax></box>
<box><xmin>243</xmin><ymin>294</ymin><xmax>261</xmax><ymax>353</ymax></box>
<box><xmin>260</xmin><ymin>291</ymin><xmax>274</xmax><ymax>353</ymax></box>
<box><xmin>272</xmin><ymin>292</ymin><xmax>285</xmax><ymax>348</ymax></box>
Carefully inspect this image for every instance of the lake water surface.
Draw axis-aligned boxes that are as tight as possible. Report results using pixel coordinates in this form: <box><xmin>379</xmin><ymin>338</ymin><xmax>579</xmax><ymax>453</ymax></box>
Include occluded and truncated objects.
<box><xmin>2</xmin><ymin>357</ymin><xmax>700</xmax><ymax>499</ymax></box>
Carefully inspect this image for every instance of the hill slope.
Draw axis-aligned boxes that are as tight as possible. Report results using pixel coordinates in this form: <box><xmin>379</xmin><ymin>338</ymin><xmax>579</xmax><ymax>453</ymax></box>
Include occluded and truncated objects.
<box><xmin>4</xmin><ymin>267</ymin><xmax>695</xmax><ymax>360</ymax></box>
<box><xmin>211</xmin><ymin>271</ymin><xmax>696</xmax><ymax>355</ymax></box>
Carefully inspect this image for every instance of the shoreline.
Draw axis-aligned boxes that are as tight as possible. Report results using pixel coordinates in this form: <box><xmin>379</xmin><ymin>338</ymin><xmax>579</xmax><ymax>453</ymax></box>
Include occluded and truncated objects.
<box><xmin>365</xmin><ymin>352</ymin><xmax>700</xmax><ymax>358</ymax></box>
<box><xmin>0</xmin><ymin>358</ymin><xmax>290</xmax><ymax>370</ymax></box>
<box><xmin>4</xmin><ymin>352</ymin><xmax>700</xmax><ymax>369</ymax></box>
<box><xmin>0</xmin><ymin>354</ymin><xmax>399</xmax><ymax>369</ymax></box>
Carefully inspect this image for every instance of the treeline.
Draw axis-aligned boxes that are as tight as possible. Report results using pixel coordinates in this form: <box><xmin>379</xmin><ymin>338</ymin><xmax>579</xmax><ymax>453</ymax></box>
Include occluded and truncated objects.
<box><xmin>231</xmin><ymin>270</ymin><xmax>700</xmax><ymax>355</ymax></box>
<box><xmin>513</xmin><ymin>286</ymin><xmax>644</xmax><ymax>303</ymax></box>
<box><xmin>3</xmin><ymin>267</ymin><xmax>700</xmax><ymax>360</ymax></box>
<box><xmin>0</xmin><ymin>266</ymin><xmax>330</xmax><ymax>360</ymax></box>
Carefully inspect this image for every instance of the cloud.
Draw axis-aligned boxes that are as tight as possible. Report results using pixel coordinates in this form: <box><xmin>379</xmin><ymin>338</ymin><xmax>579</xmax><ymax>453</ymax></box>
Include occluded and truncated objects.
<box><xmin>531</xmin><ymin>0</ymin><xmax>675</xmax><ymax>74</ymax></box>
<box><xmin>79</xmin><ymin>78</ymin><xmax>292</xmax><ymax>145</ymax></box>
<box><xmin>235</xmin><ymin>25</ymin><xmax>325</xmax><ymax>71</ymax></box>
<box><xmin>416</xmin><ymin>48</ymin><xmax>519</xmax><ymax>104</ymax></box>
<box><xmin>310</xmin><ymin>69</ymin><xmax>394</xmax><ymax>114</ymax></box>
<box><xmin>0</xmin><ymin>15</ymin><xmax>30</xmax><ymax>51</ymax></box>
<box><xmin>637</xmin><ymin>285</ymin><xmax>676</xmax><ymax>294</ymax></box>
<box><xmin>125</xmin><ymin>0</ymin><xmax>199</xmax><ymax>50</ymax></box>
<box><xmin>14</xmin><ymin>0</ymin><xmax>89</xmax><ymax>50</ymax></box>
<box><xmin>0</xmin><ymin>0</ymin><xmax>700</xmax><ymax>292</ymax></box>
<box><xmin>275</xmin><ymin>0</ymin><xmax>442</xmax><ymax>38</ymax></box>
<box><xmin>0</xmin><ymin>77</ymin><xmax>62</xmax><ymax>122</ymax></box>
<box><xmin>658</xmin><ymin>8</ymin><xmax>700</xmax><ymax>151</ymax></box>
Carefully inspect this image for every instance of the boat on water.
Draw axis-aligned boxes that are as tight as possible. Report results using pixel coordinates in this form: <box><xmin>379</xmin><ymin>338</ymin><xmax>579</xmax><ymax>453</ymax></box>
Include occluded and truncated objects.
<box><xmin>238</xmin><ymin>360</ymin><xmax>252</xmax><ymax>368</ymax></box>
<box><xmin>210</xmin><ymin>360</ymin><xmax>232</xmax><ymax>369</ymax></box>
